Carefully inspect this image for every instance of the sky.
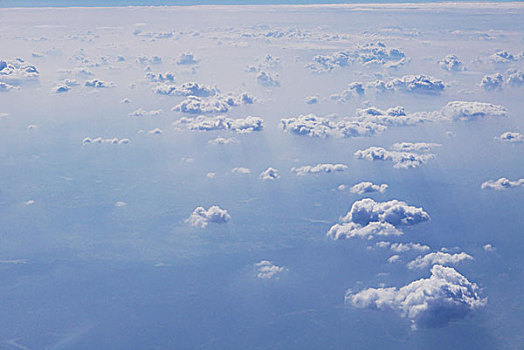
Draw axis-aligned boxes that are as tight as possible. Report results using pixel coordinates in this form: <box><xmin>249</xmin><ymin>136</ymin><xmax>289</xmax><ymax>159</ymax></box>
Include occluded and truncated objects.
<box><xmin>1</xmin><ymin>2</ymin><xmax>524</xmax><ymax>350</ymax></box>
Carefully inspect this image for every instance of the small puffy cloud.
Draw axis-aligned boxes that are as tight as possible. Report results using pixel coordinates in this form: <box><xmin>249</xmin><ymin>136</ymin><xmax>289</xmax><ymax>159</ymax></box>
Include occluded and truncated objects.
<box><xmin>327</xmin><ymin>198</ymin><xmax>429</xmax><ymax>240</ymax></box>
<box><xmin>407</xmin><ymin>251</ymin><xmax>473</xmax><ymax>269</ymax></box>
<box><xmin>483</xmin><ymin>244</ymin><xmax>496</xmax><ymax>252</ymax></box>
<box><xmin>354</xmin><ymin>144</ymin><xmax>437</xmax><ymax>169</ymax></box>
<box><xmin>440</xmin><ymin>101</ymin><xmax>507</xmax><ymax>121</ymax></box>
<box><xmin>121</xmin><ymin>98</ymin><xmax>132</xmax><ymax>104</ymax></box>
<box><xmin>291</xmin><ymin>163</ymin><xmax>348</xmax><ymax>176</ymax></box>
<box><xmin>0</xmin><ymin>81</ymin><xmax>17</xmax><ymax>92</ymax></box>
<box><xmin>347</xmin><ymin>265</ymin><xmax>487</xmax><ymax>329</ymax></box>
<box><xmin>488</xmin><ymin>50</ymin><xmax>522</xmax><ymax>64</ymax></box>
<box><xmin>506</xmin><ymin>70</ymin><xmax>524</xmax><ymax>87</ymax></box>
<box><xmin>388</xmin><ymin>255</ymin><xmax>401</xmax><ymax>263</ymax></box>
<box><xmin>255</xmin><ymin>260</ymin><xmax>286</xmax><ymax>279</ymax></box>
<box><xmin>246</xmin><ymin>54</ymin><xmax>281</xmax><ymax>72</ymax></box>
<box><xmin>136</xmin><ymin>55</ymin><xmax>162</xmax><ymax>65</ymax></box>
<box><xmin>281</xmin><ymin>114</ymin><xmax>386</xmax><ymax>139</ymax></box>
<box><xmin>390</xmin><ymin>242</ymin><xmax>430</xmax><ymax>253</ymax></box>
<box><xmin>206</xmin><ymin>172</ymin><xmax>216</xmax><ymax>178</ymax></box>
<box><xmin>174</xmin><ymin>115</ymin><xmax>263</xmax><ymax>133</ymax></box>
<box><xmin>355</xmin><ymin>106</ymin><xmax>434</xmax><ymax>127</ymax></box>
<box><xmin>52</xmin><ymin>79</ymin><xmax>79</xmax><ymax>93</ymax></box>
<box><xmin>82</xmin><ymin>137</ymin><xmax>130</xmax><ymax>145</ymax></box>
<box><xmin>129</xmin><ymin>108</ymin><xmax>162</xmax><ymax>117</ymax></box>
<box><xmin>390</xmin><ymin>142</ymin><xmax>441</xmax><ymax>153</ymax></box>
<box><xmin>154</xmin><ymin>82</ymin><xmax>216</xmax><ymax>97</ymax></box>
<box><xmin>186</xmin><ymin>205</ymin><xmax>231</xmax><ymax>228</ymax></box>
<box><xmin>85</xmin><ymin>79</ymin><xmax>114</xmax><ymax>88</ymax></box>
<box><xmin>148</xmin><ymin>128</ymin><xmax>163</xmax><ymax>135</ymax></box>
<box><xmin>172</xmin><ymin>93</ymin><xmax>253</xmax><ymax>114</ymax></box>
<box><xmin>305</xmin><ymin>95</ymin><xmax>318</xmax><ymax>104</ymax></box>
<box><xmin>330</xmin><ymin>82</ymin><xmax>365</xmax><ymax>102</ymax></box>
<box><xmin>115</xmin><ymin>201</ymin><xmax>126</xmax><ymax>207</ymax></box>
<box><xmin>0</xmin><ymin>58</ymin><xmax>39</xmax><ymax>85</ymax></box>
<box><xmin>25</xmin><ymin>200</ymin><xmax>35</xmax><ymax>206</ymax></box>
<box><xmin>176</xmin><ymin>52</ymin><xmax>198</xmax><ymax>65</ymax></box>
<box><xmin>495</xmin><ymin>131</ymin><xmax>524</xmax><ymax>144</ymax></box>
<box><xmin>439</xmin><ymin>54</ymin><xmax>465</xmax><ymax>72</ymax></box>
<box><xmin>145</xmin><ymin>71</ymin><xmax>175</xmax><ymax>83</ymax></box>
<box><xmin>480</xmin><ymin>73</ymin><xmax>503</xmax><ymax>91</ymax></box>
<box><xmin>232</xmin><ymin>167</ymin><xmax>251</xmax><ymax>174</ymax></box>
<box><xmin>259</xmin><ymin>167</ymin><xmax>280</xmax><ymax>181</ymax></box>
<box><xmin>208</xmin><ymin>136</ymin><xmax>238</xmax><ymax>145</ymax></box>
<box><xmin>481</xmin><ymin>177</ymin><xmax>524</xmax><ymax>190</ymax></box>
<box><xmin>369</xmin><ymin>74</ymin><xmax>445</xmax><ymax>95</ymax></box>
<box><xmin>350</xmin><ymin>181</ymin><xmax>388</xmax><ymax>195</ymax></box>
<box><xmin>256</xmin><ymin>71</ymin><xmax>280</xmax><ymax>87</ymax></box>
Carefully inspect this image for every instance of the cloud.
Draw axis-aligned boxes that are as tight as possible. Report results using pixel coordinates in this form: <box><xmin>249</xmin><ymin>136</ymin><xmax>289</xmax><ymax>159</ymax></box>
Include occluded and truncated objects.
<box><xmin>495</xmin><ymin>131</ymin><xmax>524</xmax><ymax>144</ymax></box>
<box><xmin>347</xmin><ymin>265</ymin><xmax>487</xmax><ymax>329</ymax></box>
<box><xmin>145</xmin><ymin>71</ymin><xmax>175</xmax><ymax>83</ymax></box>
<box><xmin>407</xmin><ymin>251</ymin><xmax>473</xmax><ymax>269</ymax></box>
<box><xmin>281</xmin><ymin>114</ymin><xmax>386</xmax><ymax>139</ymax></box>
<box><xmin>306</xmin><ymin>42</ymin><xmax>406</xmax><ymax>73</ymax></box>
<box><xmin>174</xmin><ymin>115</ymin><xmax>263</xmax><ymax>133</ymax></box>
<box><xmin>481</xmin><ymin>177</ymin><xmax>524</xmax><ymax>190</ymax></box>
<box><xmin>256</xmin><ymin>71</ymin><xmax>280</xmax><ymax>87</ymax></box>
<box><xmin>327</xmin><ymin>198</ymin><xmax>429</xmax><ymax>240</ymax></box>
<box><xmin>154</xmin><ymin>82</ymin><xmax>217</xmax><ymax>97</ymax></box>
<box><xmin>186</xmin><ymin>205</ymin><xmax>231</xmax><ymax>228</ymax></box>
<box><xmin>82</xmin><ymin>137</ymin><xmax>130</xmax><ymax>145</ymax></box>
<box><xmin>206</xmin><ymin>172</ymin><xmax>216</xmax><ymax>178</ymax></box>
<box><xmin>369</xmin><ymin>74</ymin><xmax>445</xmax><ymax>95</ymax></box>
<box><xmin>291</xmin><ymin>163</ymin><xmax>348</xmax><ymax>176</ymax></box>
<box><xmin>176</xmin><ymin>52</ymin><xmax>198</xmax><ymax>65</ymax></box>
<box><xmin>390</xmin><ymin>242</ymin><xmax>430</xmax><ymax>253</ymax></box>
<box><xmin>506</xmin><ymin>70</ymin><xmax>524</xmax><ymax>87</ymax></box>
<box><xmin>128</xmin><ymin>108</ymin><xmax>163</xmax><ymax>117</ymax></box>
<box><xmin>246</xmin><ymin>54</ymin><xmax>281</xmax><ymax>72</ymax></box>
<box><xmin>388</xmin><ymin>255</ymin><xmax>401</xmax><ymax>263</ymax></box>
<box><xmin>172</xmin><ymin>93</ymin><xmax>253</xmax><ymax>114</ymax></box>
<box><xmin>330</xmin><ymin>82</ymin><xmax>365</xmax><ymax>102</ymax></box>
<box><xmin>439</xmin><ymin>54</ymin><xmax>465</xmax><ymax>72</ymax></box>
<box><xmin>480</xmin><ymin>73</ymin><xmax>503</xmax><ymax>91</ymax></box>
<box><xmin>355</xmin><ymin>106</ymin><xmax>435</xmax><ymax>127</ymax></box>
<box><xmin>148</xmin><ymin>128</ymin><xmax>163</xmax><ymax>135</ymax></box>
<box><xmin>0</xmin><ymin>81</ymin><xmax>18</xmax><ymax>92</ymax></box>
<box><xmin>85</xmin><ymin>79</ymin><xmax>115</xmax><ymax>88</ymax></box>
<box><xmin>305</xmin><ymin>95</ymin><xmax>318</xmax><ymax>104</ymax></box>
<box><xmin>208</xmin><ymin>136</ymin><xmax>239</xmax><ymax>145</ymax></box>
<box><xmin>259</xmin><ymin>167</ymin><xmax>280</xmax><ymax>181</ymax></box>
<box><xmin>136</xmin><ymin>55</ymin><xmax>162</xmax><ymax>65</ymax></box>
<box><xmin>354</xmin><ymin>143</ymin><xmax>438</xmax><ymax>169</ymax></box>
<box><xmin>390</xmin><ymin>142</ymin><xmax>441</xmax><ymax>153</ymax></box>
<box><xmin>350</xmin><ymin>181</ymin><xmax>388</xmax><ymax>195</ymax></box>
<box><xmin>232</xmin><ymin>167</ymin><xmax>251</xmax><ymax>174</ymax></box>
<box><xmin>440</xmin><ymin>101</ymin><xmax>507</xmax><ymax>121</ymax></box>
<box><xmin>483</xmin><ymin>244</ymin><xmax>496</xmax><ymax>252</ymax></box>
<box><xmin>255</xmin><ymin>260</ymin><xmax>286</xmax><ymax>279</ymax></box>
<box><xmin>0</xmin><ymin>58</ymin><xmax>39</xmax><ymax>85</ymax></box>
<box><xmin>52</xmin><ymin>79</ymin><xmax>79</xmax><ymax>93</ymax></box>
<box><xmin>488</xmin><ymin>50</ymin><xmax>523</xmax><ymax>64</ymax></box>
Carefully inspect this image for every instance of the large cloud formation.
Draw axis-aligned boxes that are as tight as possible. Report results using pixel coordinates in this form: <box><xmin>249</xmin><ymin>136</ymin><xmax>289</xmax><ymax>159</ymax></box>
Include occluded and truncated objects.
<box><xmin>186</xmin><ymin>205</ymin><xmax>231</xmax><ymax>228</ymax></box>
<box><xmin>354</xmin><ymin>142</ymin><xmax>438</xmax><ymax>169</ymax></box>
<box><xmin>481</xmin><ymin>177</ymin><xmax>524</xmax><ymax>190</ymax></box>
<box><xmin>291</xmin><ymin>163</ymin><xmax>348</xmax><ymax>176</ymax></box>
<box><xmin>327</xmin><ymin>198</ymin><xmax>429</xmax><ymax>240</ymax></box>
<box><xmin>173</xmin><ymin>115</ymin><xmax>263</xmax><ymax>133</ymax></box>
<box><xmin>407</xmin><ymin>251</ymin><xmax>474</xmax><ymax>269</ymax></box>
<box><xmin>347</xmin><ymin>265</ymin><xmax>487</xmax><ymax>329</ymax></box>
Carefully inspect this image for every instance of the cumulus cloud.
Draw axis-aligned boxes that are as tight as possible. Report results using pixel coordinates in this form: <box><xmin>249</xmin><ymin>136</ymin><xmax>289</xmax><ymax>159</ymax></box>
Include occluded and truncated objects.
<box><xmin>255</xmin><ymin>260</ymin><xmax>286</xmax><ymax>279</ymax></box>
<box><xmin>407</xmin><ymin>251</ymin><xmax>473</xmax><ymax>269</ymax></box>
<box><xmin>439</xmin><ymin>54</ymin><xmax>465</xmax><ymax>72</ymax></box>
<box><xmin>330</xmin><ymin>82</ymin><xmax>365</xmax><ymax>102</ymax></box>
<box><xmin>145</xmin><ymin>71</ymin><xmax>175</xmax><ymax>83</ymax></box>
<box><xmin>506</xmin><ymin>70</ymin><xmax>524</xmax><ymax>87</ymax></box>
<box><xmin>488</xmin><ymin>50</ymin><xmax>523</xmax><ymax>64</ymax></box>
<box><xmin>85</xmin><ymin>79</ymin><xmax>115</xmax><ymax>88</ymax></box>
<box><xmin>281</xmin><ymin>114</ymin><xmax>386</xmax><ymax>139</ymax></box>
<box><xmin>480</xmin><ymin>73</ymin><xmax>503</xmax><ymax>91</ymax></box>
<box><xmin>291</xmin><ymin>163</ymin><xmax>347</xmax><ymax>176</ymax></box>
<box><xmin>173</xmin><ymin>115</ymin><xmax>263</xmax><ymax>133</ymax></box>
<box><xmin>306</xmin><ymin>42</ymin><xmax>406</xmax><ymax>73</ymax></box>
<box><xmin>256</xmin><ymin>71</ymin><xmax>280</xmax><ymax>87</ymax></box>
<box><xmin>354</xmin><ymin>143</ymin><xmax>438</xmax><ymax>169</ymax></box>
<box><xmin>350</xmin><ymin>181</ymin><xmax>388</xmax><ymax>195</ymax></box>
<box><xmin>369</xmin><ymin>74</ymin><xmax>445</xmax><ymax>94</ymax></box>
<box><xmin>186</xmin><ymin>205</ymin><xmax>231</xmax><ymax>228</ymax></box>
<box><xmin>136</xmin><ymin>55</ymin><xmax>162</xmax><ymax>65</ymax></box>
<box><xmin>172</xmin><ymin>93</ymin><xmax>253</xmax><ymax>114</ymax></box>
<box><xmin>327</xmin><ymin>198</ymin><xmax>429</xmax><ymax>240</ymax></box>
<box><xmin>347</xmin><ymin>265</ymin><xmax>487</xmax><ymax>329</ymax></box>
<box><xmin>390</xmin><ymin>142</ymin><xmax>441</xmax><ymax>153</ymax></box>
<box><xmin>232</xmin><ymin>167</ymin><xmax>251</xmax><ymax>174</ymax></box>
<box><xmin>129</xmin><ymin>108</ymin><xmax>163</xmax><ymax>117</ymax></box>
<box><xmin>389</xmin><ymin>242</ymin><xmax>430</xmax><ymax>253</ymax></box>
<box><xmin>259</xmin><ymin>167</ymin><xmax>280</xmax><ymax>181</ymax></box>
<box><xmin>0</xmin><ymin>58</ymin><xmax>39</xmax><ymax>86</ymax></box>
<box><xmin>52</xmin><ymin>79</ymin><xmax>79</xmax><ymax>93</ymax></box>
<box><xmin>439</xmin><ymin>101</ymin><xmax>507</xmax><ymax>121</ymax></box>
<box><xmin>483</xmin><ymin>244</ymin><xmax>496</xmax><ymax>252</ymax></box>
<box><xmin>208</xmin><ymin>136</ymin><xmax>239</xmax><ymax>145</ymax></box>
<box><xmin>176</xmin><ymin>52</ymin><xmax>198</xmax><ymax>65</ymax></box>
<box><xmin>154</xmin><ymin>82</ymin><xmax>216</xmax><ymax>97</ymax></box>
<box><xmin>495</xmin><ymin>131</ymin><xmax>524</xmax><ymax>144</ymax></box>
<box><xmin>355</xmin><ymin>106</ymin><xmax>435</xmax><ymax>127</ymax></box>
<box><xmin>481</xmin><ymin>177</ymin><xmax>524</xmax><ymax>190</ymax></box>
<box><xmin>82</xmin><ymin>137</ymin><xmax>130</xmax><ymax>145</ymax></box>
<box><xmin>0</xmin><ymin>81</ymin><xmax>17</xmax><ymax>92</ymax></box>
<box><xmin>305</xmin><ymin>95</ymin><xmax>318</xmax><ymax>104</ymax></box>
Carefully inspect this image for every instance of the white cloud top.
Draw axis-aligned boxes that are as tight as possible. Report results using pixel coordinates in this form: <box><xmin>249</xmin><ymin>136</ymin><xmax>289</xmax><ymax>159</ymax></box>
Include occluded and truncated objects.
<box><xmin>354</xmin><ymin>143</ymin><xmax>438</xmax><ymax>169</ymax></box>
<box><xmin>255</xmin><ymin>260</ymin><xmax>286</xmax><ymax>279</ymax></box>
<box><xmin>259</xmin><ymin>167</ymin><xmax>280</xmax><ymax>181</ymax></box>
<box><xmin>173</xmin><ymin>115</ymin><xmax>263</xmax><ymax>133</ymax></box>
<box><xmin>481</xmin><ymin>177</ymin><xmax>524</xmax><ymax>190</ymax></box>
<box><xmin>291</xmin><ymin>163</ymin><xmax>348</xmax><ymax>176</ymax></box>
<box><xmin>186</xmin><ymin>205</ymin><xmax>231</xmax><ymax>228</ymax></box>
<box><xmin>495</xmin><ymin>131</ymin><xmax>523</xmax><ymax>143</ymax></box>
<box><xmin>407</xmin><ymin>251</ymin><xmax>473</xmax><ymax>269</ymax></box>
<box><xmin>350</xmin><ymin>181</ymin><xmax>388</xmax><ymax>195</ymax></box>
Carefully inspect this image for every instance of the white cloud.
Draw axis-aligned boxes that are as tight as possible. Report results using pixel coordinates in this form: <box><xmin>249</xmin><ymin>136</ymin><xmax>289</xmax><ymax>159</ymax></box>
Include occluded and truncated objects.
<box><xmin>172</xmin><ymin>93</ymin><xmax>253</xmax><ymax>114</ymax></box>
<box><xmin>488</xmin><ymin>50</ymin><xmax>523</xmax><ymax>64</ymax></box>
<box><xmin>369</xmin><ymin>74</ymin><xmax>445</xmax><ymax>95</ymax></box>
<box><xmin>347</xmin><ymin>265</ymin><xmax>487</xmax><ymax>329</ymax></box>
<box><xmin>291</xmin><ymin>163</ymin><xmax>348</xmax><ymax>176</ymax></box>
<box><xmin>305</xmin><ymin>95</ymin><xmax>318</xmax><ymax>104</ymax></box>
<box><xmin>176</xmin><ymin>52</ymin><xmax>198</xmax><ymax>65</ymax></box>
<box><xmin>154</xmin><ymin>82</ymin><xmax>216</xmax><ymax>97</ymax></box>
<box><xmin>330</xmin><ymin>82</ymin><xmax>365</xmax><ymax>102</ymax></box>
<box><xmin>85</xmin><ymin>79</ymin><xmax>115</xmax><ymax>88</ymax></box>
<box><xmin>145</xmin><ymin>71</ymin><xmax>175</xmax><ymax>83</ymax></box>
<box><xmin>355</xmin><ymin>106</ymin><xmax>434</xmax><ymax>127</ymax></box>
<box><xmin>0</xmin><ymin>81</ymin><xmax>17</xmax><ymax>92</ymax></box>
<box><xmin>115</xmin><ymin>201</ymin><xmax>126</xmax><ymax>207</ymax></box>
<box><xmin>52</xmin><ymin>79</ymin><xmax>79</xmax><ymax>93</ymax></box>
<box><xmin>439</xmin><ymin>54</ymin><xmax>465</xmax><ymax>72</ymax></box>
<box><xmin>407</xmin><ymin>251</ymin><xmax>473</xmax><ymax>269</ymax></box>
<box><xmin>136</xmin><ymin>55</ymin><xmax>162</xmax><ymax>65</ymax></box>
<box><xmin>173</xmin><ymin>115</ymin><xmax>263</xmax><ymax>133</ymax></box>
<box><xmin>259</xmin><ymin>167</ymin><xmax>280</xmax><ymax>181</ymax></box>
<box><xmin>208</xmin><ymin>136</ymin><xmax>239</xmax><ymax>145</ymax></box>
<box><xmin>388</xmin><ymin>255</ymin><xmax>401</xmax><ymax>263</ymax></box>
<box><xmin>186</xmin><ymin>205</ymin><xmax>231</xmax><ymax>228</ymax></box>
<box><xmin>506</xmin><ymin>70</ymin><xmax>524</xmax><ymax>87</ymax></box>
<box><xmin>256</xmin><ymin>71</ymin><xmax>280</xmax><ymax>87</ymax></box>
<box><xmin>129</xmin><ymin>108</ymin><xmax>163</xmax><ymax>117</ymax></box>
<box><xmin>206</xmin><ymin>172</ymin><xmax>216</xmax><ymax>178</ymax></box>
<box><xmin>82</xmin><ymin>137</ymin><xmax>130</xmax><ymax>145</ymax></box>
<box><xmin>481</xmin><ymin>177</ymin><xmax>524</xmax><ymax>190</ymax></box>
<box><xmin>480</xmin><ymin>73</ymin><xmax>503</xmax><ymax>91</ymax></box>
<box><xmin>483</xmin><ymin>244</ymin><xmax>496</xmax><ymax>252</ymax></box>
<box><xmin>327</xmin><ymin>198</ymin><xmax>429</xmax><ymax>240</ymax></box>
<box><xmin>148</xmin><ymin>128</ymin><xmax>163</xmax><ymax>135</ymax></box>
<box><xmin>232</xmin><ymin>167</ymin><xmax>251</xmax><ymax>174</ymax></box>
<box><xmin>246</xmin><ymin>54</ymin><xmax>281</xmax><ymax>72</ymax></box>
<box><xmin>495</xmin><ymin>131</ymin><xmax>524</xmax><ymax>143</ymax></box>
<box><xmin>350</xmin><ymin>181</ymin><xmax>388</xmax><ymax>195</ymax></box>
<box><xmin>390</xmin><ymin>142</ymin><xmax>441</xmax><ymax>153</ymax></box>
<box><xmin>439</xmin><ymin>101</ymin><xmax>507</xmax><ymax>121</ymax></box>
<box><xmin>255</xmin><ymin>260</ymin><xmax>286</xmax><ymax>279</ymax></box>
<box><xmin>354</xmin><ymin>144</ymin><xmax>437</xmax><ymax>169</ymax></box>
<box><xmin>390</xmin><ymin>242</ymin><xmax>430</xmax><ymax>253</ymax></box>
<box><xmin>280</xmin><ymin>114</ymin><xmax>386</xmax><ymax>139</ymax></box>
<box><xmin>0</xmin><ymin>58</ymin><xmax>39</xmax><ymax>86</ymax></box>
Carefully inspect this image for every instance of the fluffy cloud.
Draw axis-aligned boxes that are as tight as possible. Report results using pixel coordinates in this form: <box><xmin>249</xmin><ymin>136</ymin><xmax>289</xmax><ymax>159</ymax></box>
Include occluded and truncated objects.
<box><xmin>176</xmin><ymin>52</ymin><xmax>198</xmax><ymax>65</ymax></box>
<box><xmin>0</xmin><ymin>58</ymin><xmax>39</xmax><ymax>85</ymax></box>
<box><xmin>280</xmin><ymin>114</ymin><xmax>386</xmax><ymax>138</ymax></box>
<box><xmin>481</xmin><ymin>177</ymin><xmax>524</xmax><ymax>190</ymax></box>
<box><xmin>208</xmin><ymin>136</ymin><xmax>239</xmax><ymax>145</ymax></box>
<box><xmin>306</xmin><ymin>42</ymin><xmax>406</xmax><ymax>73</ymax></box>
<box><xmin>259</xmin><ymin>167</ymin><xmax>280</xmax><ymax>181</ymax></box>
<box><xmin>355</xmin><ymin>106</ymin><xmax>434</xmax><ymax>127</ymax></box>
<box><xmin>330</xmin><ymin>82</ymin><xmax>365</xmax><ymax>102</ymax></box>
<box><xmin>82</xmin><ymin>137</ymin><xmax>130</xmax><ymax>145</ymax></box>
<box><xmin>407</xmin><ymin>251</ymin><xmax>473</xmax><ymax>269</ymax></box>
<box><xmin>390</xmin><ymin>142</ymin><xmax>441</xmax><ymax>153</ymax></box>
<box><xmin>172</xmin><ymin>93</ymin><xmax>253</xmax><ymax>114</ymax></box>
<box><xmin>0</xmin><ymin>81</ymin><xmax>17</xmax><ymax>92</ymax></box>
<box><xmin>128</xmin><ymin>108</ymin><xmax>163</xmax><ymax>117</ymax></box>
<box><xmin>232</xmin><ymin>167</ymin><xmax>251</xmax><ymax>174</ymax></box>
<box><xmin>350</xmin><ymin>181</ymin><xmax>388</xmax><ymax>195</ymax></box>
<box><xmin>480</xmin><ymin>73</ymin><xmax>503</xmax><ymax>91</ymax></box>
<box><xmin>354</xmin><ymin>143</ymin><xmax>438</xmax><ymax>169</ymax></box>
<box><xmin>154</xmin><ymin>82</ymin><xmax>216</xmax><ymax>97</ymax></box>
<box><xmin>52</xmin><ymin>79</ymin><xmax>79</xmax><ymax>93</ymax></box>
<box><xmin>439</xmin><ymin>54</ymin><xmax>465</xmax><ymax>72</ymax></box>
<box><xmin>246</xmin><ymin>54</ymin><xmax>281</xmax><ymax>72</ymax></box>
<box><xmin>85</xmin><ymin>79</ymin><xmax>115</xmax><ymax>88</ymax></box>
<box><xmin>439</xmin><ymin>101</ymin><xmax>507</xmax><ymax>121</ymax></box>
<box><xmin>256</xmin><ymin>71</ymin><xmax>280</xmax><ymax>87</ymax></box>
<box><xmin>136</xmin><ymin>55</ymin><xmax>162</xmax><ymax>65</ymax></box>
<box><xmin>389</xmin><ymin>242</ymin><xmax>430</xmax><ymax>253</ymax></box>
<box><xmin>369</xmin><ymin>74</ymin><xmax>445</xmax><ymax>94</ymax></box>
<box><xmin>347</xmin><ymin>265</ymin><xmax>487</xmax><ymax>329</ymax></box>
<box><xmin>291</xmin><ymin>163</ymin><xmax>348</xmax><ymax>176</ymax></box>
<box><xmin>495</xmin><ymin>131</ymin><xmax>524</xmax><ymax>143</ymax></box>
<box><xmin>327</xmin><ymin>198</ymin><xmax>429</xmax><ymax>240</ymax></box>
<box><xmin>488</xmin><ymin>50</ymin><xmax>523</xmax><ymax>64</ymax></box>
<box><xmin>173</xmin><ymin>115</ymin><xmax>263</xmax><ymax>133</ymax></box>
<box><xmin>145</xmin><ymin>71</ymin><xmax>175</xmax><ymax>83</ymax></box>
<box><xmin>255</xmin><ymin>260</ymin><xmax>286</xmax><ymax>279</ymax></box>
<box><xmin>186</xmin><ymin>205</ymin><xmax>231</xmax><ymax>228</ymax></box>
<box><xmin>506</xmin><ymin>70</ymin><xmax>524</xmax><ymax>87</ymax></box>
<box><xmin>305</xmin><ymin>95</ymin><xmax>318</xmax><ymax>104</ymax></box>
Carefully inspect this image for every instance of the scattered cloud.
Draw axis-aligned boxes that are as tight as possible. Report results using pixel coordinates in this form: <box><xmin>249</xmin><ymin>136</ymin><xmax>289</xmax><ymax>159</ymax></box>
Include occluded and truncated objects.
<box><xmin>172</xmin><ymin>93</ymin><xmax>253</xmax><ymax>114</ymax></box>
<box><xmin>330</xmin><ymin>82</ymin><xmax>365</xmax><ymax>102</ymax></box>
<box><xmin>0</xmin><ymin>58</ymin><xmax>39</xmax><ymax>86</ymax></box>
<box><xmin>488</xmin><ymin>50</ymin><xmax>523</xmax><ymax>64</ymax></box>
<box><xmin>407</xmin><ymin>251</ymin><xmax>473</xmax><ymax>269</ymax></box>
<box><xmin>154</xmin><ymin>82</ymin><xmax>216</xmax><ymax>97</ymax></box>
<box><xmin>481</xmin><ymin>177</ymin><xmax>524</xmax><ymax>190</ymax></box>
<box><xmin>256</xmin><ymin>71</ymin><xmax>280</xmax><ymax>87</ymax></box>
<box><xmin>255</xmin><ymin>260</ymin><xmax>286</xmax><ymax>279</ymax></box>
<box><xmin>259</xmin><ymin>167</ymin><xmax>280</xmax><ymax>181</ymax></box>
<box><xmin>208</xmin><ymin>136</ymin><xmax>239</xmax><ymax>145</ymax></box>
<box><xmin>85</xmin><ymin>79</ymin><xmax>115</xmax><ymax>88</ymax></box>
<box><xmin>232</xmin><ymin>167</ymin><xmax>251</xmax><ymax>174</ymax></box>
<box><xmin>82</xmin><ymin>137</ymin><xmax>130</xmax><ymax>145</ymax></box>
<box><xmin>291</xmin><ymin>163</ymin><xmax>347</xmax><ymax>176</ymax></box>
<box><xmin>439</xmin><ymin>54</ymin><xmax>465</xmax><ymax>72</ymax></box>
<box><xmin>129</xmin><ymin>108</ymin><xmax>163</xmax><ymax>117</ymax></box>
<box><xmin>495</xmin><ymin>131</ymin><xmax>523</xmax><ymax>144</ymax></box>
<box><xmin>146</xmin><ymin>71</ymin><xmax>175</xmax><ymax>83</ymax></box>
<box><xmin>483</xmin><ymin>244</ymin><xmax>496</xmax><ymax>252</ymax></box>
<box><xmin>440</xmin><ymin>101</ymin><xmax>507</xmax><ymax>121</ymax></box>
<box><xmin>354</xmin><ymin>143</ymin><xmax>438</xmax><ymax>169</ymax></box>
<box><xmin>480</xmin><ymin>73</ymin><xmax>503</xmax><ymax>91</ymax></box>
<box><xmin>369</xmin><ymin>74</ymin><xmax>445</xmax><ymax>95</ymax></box>
<box><xmin>186</xmin><ymin>205</ymin><xmax>231</xmax><ymax>228</ymax></box>
<box><xmin>176</xmin><ymin>52</ymin><xmax>198</xmax><ymax>65</ymax></box>
<box><xmin>350</xmin><ymin>181</ymin><xmax>388</xmax><ymax>195</ymax></box>
<box><xmin>173</xmin><ymin>115</ymin><xmax>263</xmax><ymax>133</ymax></box>
<box><xmin>305</xmin><ymin>95</ymin><xmax>318</xmax><ymax>104</ymax></box>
